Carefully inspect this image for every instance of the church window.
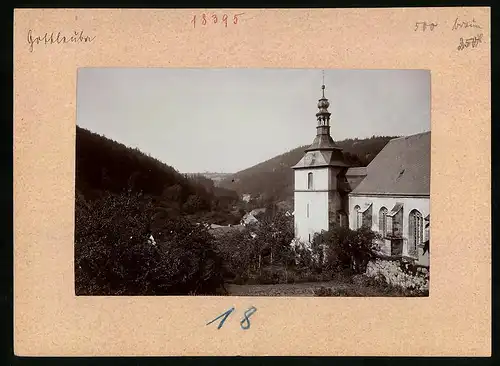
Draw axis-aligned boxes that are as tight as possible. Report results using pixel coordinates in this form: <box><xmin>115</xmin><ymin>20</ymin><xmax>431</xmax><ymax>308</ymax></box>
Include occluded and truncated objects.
<box><xmin>307</xmin><ymin>172</ymin><xmax>313</xmax><ymax>190</ymax></box>
<box><xmin>306</xmin><ymin>203</ymin><xmax>310</xmax><ymax>218</ymax></box>
<box><xmin>353</xmin><ymin>205</ymin><xmax>361</xmax><ymax>229</ymax></box>
<box><xmin>354</xmin><ymin>203</ymin><xmax>373</xmax><ymax>229</ymax></box>
<box><xmin>387</xmin><ymin>203</ymin><xmax>403</xmax><ymax>238</ymax></box>
<box><xmin>379</xmin><ymin>207</ymin><xmax>388</xmax><ymax>237</ymax></box>
<box><xmin>408</xmin><ymin>209</ymin><xmax>423</xmax><ymax>257</ymax></box>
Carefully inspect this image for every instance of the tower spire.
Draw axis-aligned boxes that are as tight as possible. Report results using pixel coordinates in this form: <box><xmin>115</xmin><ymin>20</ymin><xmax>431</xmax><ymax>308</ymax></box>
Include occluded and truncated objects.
<box><xmin>316</xmin><ymin>73</ymin><xmax>331</xmax><ymax>126</ymax></box>
<box><xmin>301</xmin><ymin>73</ymin><xmax>341</xmax><ymax>153</ymax></box>
<box><xmin>322</xmin><ymin>70</ymin><xmax>325</xmax><ymax>97</ymax></box>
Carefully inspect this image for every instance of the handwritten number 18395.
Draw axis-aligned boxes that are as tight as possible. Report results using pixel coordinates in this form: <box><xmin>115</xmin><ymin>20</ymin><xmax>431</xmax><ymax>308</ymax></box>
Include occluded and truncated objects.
<box><xmin>192</xmin><ymin>13</ymin><xmax>245</xmax><ymax>28</ymax></box>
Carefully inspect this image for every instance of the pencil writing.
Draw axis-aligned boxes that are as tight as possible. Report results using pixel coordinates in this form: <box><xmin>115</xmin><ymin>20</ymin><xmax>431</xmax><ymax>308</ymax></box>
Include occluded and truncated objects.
<box><xmin>451</xmin><ymin>17</ymin><xmax>482</xmax><ymax>31</ymax></box>
<box><xmin>27</xmin><ymin>29</ymin><xmax>96</xmax><ymax>53</ymax></box>
<box><xmin>414</xmin><ymin>21</ymin><xmax>438</xmax><ymax>32</ymax></box>
<box><xmin>457</xmin><ymin>33</ymin><xmax>483</xmax><ymax>51</ymax></box>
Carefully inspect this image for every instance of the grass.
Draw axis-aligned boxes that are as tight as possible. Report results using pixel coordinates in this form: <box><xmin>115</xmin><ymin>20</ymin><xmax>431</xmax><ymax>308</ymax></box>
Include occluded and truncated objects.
<box><xmin>226</xmin><ymin>274</ymin><xmax>429</xmax><ymax>297</ymax></box>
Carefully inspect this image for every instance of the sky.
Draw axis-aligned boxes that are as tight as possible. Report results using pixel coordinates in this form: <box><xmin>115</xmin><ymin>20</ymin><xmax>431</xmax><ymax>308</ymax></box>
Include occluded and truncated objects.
<box><xmin>77</xmin><ymin>68</ymin><xmax>430</xmax><ymax>174</ymax></box>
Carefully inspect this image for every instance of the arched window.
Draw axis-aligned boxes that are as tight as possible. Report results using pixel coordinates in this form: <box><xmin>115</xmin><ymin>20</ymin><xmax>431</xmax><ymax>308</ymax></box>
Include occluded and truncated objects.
<box><xmin>307</xmin><ymin>172</ymin><xmax>313</xmax><ymax>190</ymax></box>
<box><xmin>379</xmin><ymin>207</ymin><xmax>388</xmax><ymax>237</ymax></box>
<box><xmin>354</xmin><ymin>205</ymin><xmax>361</xmax><ymax>229</ymax></box>
<box><xmin>409</xmin><ymin>209</ymin><xmax>423</xmax><ymax>257</ymax></box>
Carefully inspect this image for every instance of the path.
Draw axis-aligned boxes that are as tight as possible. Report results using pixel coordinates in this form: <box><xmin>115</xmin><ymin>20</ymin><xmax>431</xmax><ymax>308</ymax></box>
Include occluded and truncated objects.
<box><xmin>227</xmin><ymin>280</ymin><xmax>352</xmax><ymax>296</ymax></box>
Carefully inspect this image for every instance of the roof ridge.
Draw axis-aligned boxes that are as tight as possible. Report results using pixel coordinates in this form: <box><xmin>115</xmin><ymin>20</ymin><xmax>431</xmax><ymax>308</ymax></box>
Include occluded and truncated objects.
<box><xmin>390</xmin><ymin>131</ymin><xmax>431</xmax><ymax>142</ymax></box>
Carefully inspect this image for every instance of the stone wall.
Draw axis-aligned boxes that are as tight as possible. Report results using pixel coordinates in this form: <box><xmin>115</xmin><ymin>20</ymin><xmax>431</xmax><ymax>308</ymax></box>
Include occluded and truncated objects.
<box><xmin>365</xmin><ymin>258</ymin><xmax>429</xmax><ymax>292</ymax></box>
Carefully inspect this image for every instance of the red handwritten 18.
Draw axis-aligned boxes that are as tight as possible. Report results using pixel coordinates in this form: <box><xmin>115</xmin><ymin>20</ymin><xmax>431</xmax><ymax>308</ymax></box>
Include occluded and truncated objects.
<box><xmin>191</xmin><ymin>13</ymin><xmax>245</xmax><ymax>28</ymax></box>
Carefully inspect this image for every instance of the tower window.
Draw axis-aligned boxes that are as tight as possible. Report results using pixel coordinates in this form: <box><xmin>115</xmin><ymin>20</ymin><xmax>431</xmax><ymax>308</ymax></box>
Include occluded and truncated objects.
<box><xmin>306</xmin><ymin>203</ymin><xmax>310</xmax><ymax>218</ymax></box>
<box><xmin>307</xmin><ymin>172</ymin><xmax>313</xmax><ymax>190</ymax></box>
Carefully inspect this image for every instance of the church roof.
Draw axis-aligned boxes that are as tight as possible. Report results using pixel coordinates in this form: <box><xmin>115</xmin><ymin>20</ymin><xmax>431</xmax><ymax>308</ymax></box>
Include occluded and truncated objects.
<box><xmin>350</xmin><ymin>131</ymin><xmax>430</xmax><ymax>196</ymax></box>
<box><xmin>305</xmin><ymin>134</ymin><xmax>338</xmax><ymax>151</ymax></box>
<box><xmin>292</xmin><ymin>149</ymin><xmax>349</xmax><ymax>169</ymax></box>
<box><xmin>346</xmin><ymin>167</ymin><xmax>367</xmax><ymax>176</ymax></box>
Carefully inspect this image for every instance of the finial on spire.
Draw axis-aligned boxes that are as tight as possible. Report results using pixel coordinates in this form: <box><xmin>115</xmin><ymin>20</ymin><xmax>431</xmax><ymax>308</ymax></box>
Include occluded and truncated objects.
<box><xmin>321</xmin><ymin>70</ymin><xmax>325</xmax><ymax>97</ymax></box>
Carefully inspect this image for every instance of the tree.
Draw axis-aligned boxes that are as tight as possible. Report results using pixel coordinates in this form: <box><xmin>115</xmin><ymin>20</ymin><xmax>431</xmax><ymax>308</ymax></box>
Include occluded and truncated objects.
<box><xmin>214</xmin><ymin>229</ymin><xmax>256</xmax><ymax>280</ymax></box>
<box><xmin>75</xmin><ymin>190</ymin><xmax>225</xmax><ymax>296</ymax></box>
<box><xmin>314</xmin><ymin>226</ymin><xmax>381</xmax><ymax>274</ymax></box>
<box><xmin>183</xmin><ymin>194</ymin><xmax>203</xmax><ymax>214</ymax></box>
<box><xmin>149</xmin><ymin>216</ymin><xmax>225</xmax><ymax>295</ymax></box>
<box><xmin>153</xmin><ymin>184</ymin><xmax>183</xmax><ymax>220</ymax></box>
<box><xmin>251</xmin><ymin>210</ymin><xmax>295</xmax><ymax>273</ymax></box>
<box><xmin>75</xmin><ymin>191</ymin><xmax>156</xmax><ymax>295</ymax></box>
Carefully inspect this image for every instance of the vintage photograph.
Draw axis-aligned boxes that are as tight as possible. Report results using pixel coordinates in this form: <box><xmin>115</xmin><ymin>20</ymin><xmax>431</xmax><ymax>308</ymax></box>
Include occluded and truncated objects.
<box><xmin>75</xmin><ymin>68</ymin><xmax>430</xmax><ymax>297</ymax></box>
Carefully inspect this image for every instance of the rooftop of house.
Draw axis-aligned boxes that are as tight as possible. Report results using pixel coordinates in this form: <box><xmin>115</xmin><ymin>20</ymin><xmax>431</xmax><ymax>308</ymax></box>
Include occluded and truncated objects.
<box><xmin>209</xmin><ymin>224</ymin><xmax>245</xmax><ymax>238</ymax></box>
<box><xmin>249</xmin><ymin>208</ymin><xmax>266</xmax><ymax>216</ymax></box>
<box><xmin>350</xmin><ymin>131</ymin><xmax>430</xmax><ymax>196</ymax></box>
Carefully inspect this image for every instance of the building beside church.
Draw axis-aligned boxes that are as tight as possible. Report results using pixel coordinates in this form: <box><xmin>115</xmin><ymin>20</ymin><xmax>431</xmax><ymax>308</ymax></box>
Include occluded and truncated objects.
<box><xmin>292</xmin><ymin>83</ymin><xmax>430</xmax><ymax>267</ymax></box>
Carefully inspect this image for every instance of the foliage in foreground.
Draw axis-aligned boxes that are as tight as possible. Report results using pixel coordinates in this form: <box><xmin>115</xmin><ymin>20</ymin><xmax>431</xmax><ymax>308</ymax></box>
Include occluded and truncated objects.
<box><xmin>313</xmin><ymin>274</ymin><xmax>429</xmax><ymax>297</ymax></box>
<box><xmin>75</xmin><ymin>187</ymin><xmax>418</xmax><ymax>296</ymax></box>
<box><xmin>312</xmin><ymin>226</ymin><xmax>382</xmax><ymax>274</ymax></box>
<box><xmin>216</xmin><ymin>219</ymin><xmax>383</xmax><ymax>286</ymax></box>
<box><xmin>75</xmin><ymin>191</ymin><xmax>225</xmax><ymax>296</ymax></box>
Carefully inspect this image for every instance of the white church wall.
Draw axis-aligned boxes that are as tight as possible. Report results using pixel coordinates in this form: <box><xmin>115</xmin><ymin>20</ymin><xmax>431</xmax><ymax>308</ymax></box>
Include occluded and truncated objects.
<box><xmin>294</xmin><ymin>168</ymin><xmax>330</xmax><ymax>191</ymax></box>
<box><xmin>348</xmin><ymin>195</ymin><xmax>430</xmax><ymax>259</ymax></box>
<box><xmin>294</xmin><ymin>190</ymin><xmax>329</xmax><ymax>244</ymax></box>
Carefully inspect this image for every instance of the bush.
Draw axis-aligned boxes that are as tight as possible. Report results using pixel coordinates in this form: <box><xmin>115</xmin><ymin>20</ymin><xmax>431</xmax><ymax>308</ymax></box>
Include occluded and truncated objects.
<box><xmin>314</xmin><ymin>287</ymin><xmax>335</xmax><ymax>296</ymax></box>
<box><xmin>213</xmin><ymin>228</ymin><xmax>256</xmax><ymax>280</ymax></box>
<box><xmin>313</xmin><ymin>226</ymin><xmax>381</xmax><ymax>274</ymax></box>
<box><xmin>286</xmin><ymin>272</ymin><xmax>298</xmax><ymax>283</ymax></box>
<box><xmin>313</xmin><ymin>286</ymin><xmax>361</xmax><ymax>297</ymax></box>
<box><xmin>357</xmin><ymin>274</ymin><xmax>429</xmax><ymax>297</ymax></box>
<box><xmin>75</xmin><ymin>191</ymin><xmax>225</xmax><ymax>295</ymax></box>
<box><xmin>365</xmin><ymin>259</ymin><xmax>429</xmax><ymax>293</ymax></box>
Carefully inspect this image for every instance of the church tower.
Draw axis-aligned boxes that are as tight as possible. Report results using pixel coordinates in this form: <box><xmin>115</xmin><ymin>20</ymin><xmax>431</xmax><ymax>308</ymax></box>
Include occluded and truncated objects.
<box><xmin>292</xmin><ymin>78</ymin><xmax>350</xmax><ymax>244</ymax></box>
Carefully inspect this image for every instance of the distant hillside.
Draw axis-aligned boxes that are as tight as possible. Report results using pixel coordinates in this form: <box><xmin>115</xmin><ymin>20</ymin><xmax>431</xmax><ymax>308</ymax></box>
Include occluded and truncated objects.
<box><xmin>186</xmin><ymin>172</ymin><xmax>233</xmax><ymax>186</ymax></box>
<box><xmin>76</xmin><ymin>126</ymin><xmax>241</xmax><ymax>224</ymax></box>
<box><xmin>218</xmin><ymin>135</ymin><xmax>398</xmax><ymax>203</ymax></box>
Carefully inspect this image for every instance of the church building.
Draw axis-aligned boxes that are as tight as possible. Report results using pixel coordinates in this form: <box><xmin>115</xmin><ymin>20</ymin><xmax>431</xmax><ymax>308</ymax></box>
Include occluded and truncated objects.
<box><xmin>292</xmin><ymin>82</ymin><xmax>430</xmax><ymax>267</ymax></box>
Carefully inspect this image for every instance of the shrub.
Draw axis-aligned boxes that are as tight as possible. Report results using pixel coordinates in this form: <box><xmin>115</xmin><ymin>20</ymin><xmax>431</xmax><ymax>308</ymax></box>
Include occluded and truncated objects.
<box><xmin>75</xmin><ymin>191</ymin><xmax>224</xmax><ymax>295</ymax></box>
<box><xmin>313</xmin><ymin>287</ymin><xmax>361</xmax><ymax>297</ymax></box>
<box><xmin>286</xmin><ymin>272</ymin><xmax>298</xmax><ymax>283</ymax></box>
<box><xmin>365</xmin><ymin>259</ymin><xmax>429</xmax><ymax>293</ymax></box>
<box><xmin>314</xmin><ymin>287</ymin><xmax>335</xmax><ymax>297</ymax></box>
<box><xmin>213</xmin><ymin>228</ymin><xmax>256</xmax><ymax>280</ymax></box>
<box><xmin>314</xmin><ymin>226</ymin><xmax>381</xmax><ymax>274</ymax></box>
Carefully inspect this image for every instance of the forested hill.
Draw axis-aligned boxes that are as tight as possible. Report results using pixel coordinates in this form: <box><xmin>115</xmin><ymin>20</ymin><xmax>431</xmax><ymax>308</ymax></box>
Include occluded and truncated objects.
<box><xmin>218</xmin><ymin>135</ymin><xmax>398</xmax><ymax>202</ymax></box>
<box><xmin>75</xmin><ymin>126</ymin><xmax>240</xmax><ymax>223</ymax></box>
